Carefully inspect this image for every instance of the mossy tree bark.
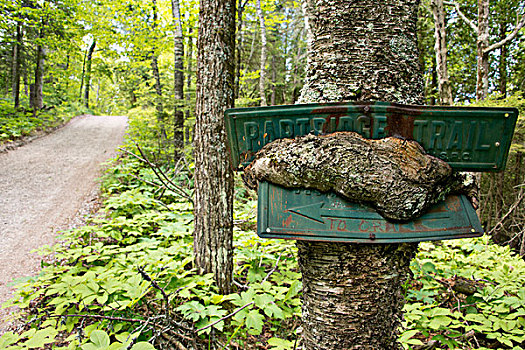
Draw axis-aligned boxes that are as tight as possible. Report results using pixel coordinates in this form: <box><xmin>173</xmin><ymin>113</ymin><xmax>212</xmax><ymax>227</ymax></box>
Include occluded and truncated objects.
<box><xmin>193</xmin><ymin>0</ymin><xmax>235</xmax><ymax>294</ymax></box>
<box><xmin>296</xmin><ymin>1</ymin><xmax>423</xmax><ymax>349</ymax></box>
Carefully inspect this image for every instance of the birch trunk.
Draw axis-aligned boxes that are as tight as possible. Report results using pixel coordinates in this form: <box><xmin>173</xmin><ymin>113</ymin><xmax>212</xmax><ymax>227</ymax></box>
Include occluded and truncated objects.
<box><xmin>194</xmin><ymin>0</ymin><xmax>235</xmax><ymax>294</ymax></box>
<box><xmin>256</xmin><ymin>0</ymin><xmax>267</xmax><ymax>106</ymax></box>
<box><xmin>297</xmin><ymin>1</ymin><xmax>423</xmax><ymax>348</ymax></box>
<box><xmin>171</xmin><ymin>0</ymin><xmax>185</xmax><ymax>158</ymax></box>
<box><xmin>476</xmin><ymin>0</ymin><xmax>489</xmax><ymax>101</ymax></box>
<box><xmin>430</xmin><ymin>0</ymin><xmax>453</xmax><ymax>105</ymax></box>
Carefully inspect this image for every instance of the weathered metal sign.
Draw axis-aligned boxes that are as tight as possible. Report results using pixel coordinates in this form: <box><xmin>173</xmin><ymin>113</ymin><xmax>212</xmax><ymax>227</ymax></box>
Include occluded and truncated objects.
<box><xmin>225</xmin><ymin>102</ymin><xmax>518</xmax><ymax>171</ymax></box>
<box><xmin>257</xmin><ymin>182</ymin><xmax>483</xmax><ymax>243</ymax></box>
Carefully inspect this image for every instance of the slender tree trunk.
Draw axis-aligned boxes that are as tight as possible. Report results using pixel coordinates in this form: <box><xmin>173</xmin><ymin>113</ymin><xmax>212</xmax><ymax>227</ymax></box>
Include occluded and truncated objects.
<box><xmin>234</xmin><ymin>0</ymin><xmax>246</xmax><ymax>99</ymax></box>
<box><xmin>270</xmin><ymin>56</ymin><xmax>276</xmax><ymax>105</ymax></box>
<box><xmin>172</xmin><ymin>0</ymin><xmax>184</xmax><ymax>101</ymax></box>
<box><xmin>31</xmin><ymin>40</ymin><xmax>45</xmax><ymax>113</ymax></box>
<box><xmin>476</xmin><ymin>0</ymin><xmax>489</xmax><ymax>101</ymax></box>
<box><xmin>498</xmin><ymin>22</ymin><xmax>507</xmax><ymax>97</ymax></box>
<box><xmin>430</xmin><ymin>0</ymin><xmax>453</xmax><ymax>105</ymax></box>
<box><xmin>297</xmin><ymin>1</ymin><xmax>423</xmax><ymax>348</ymax></box>
<box><xmin>151</xmin><ymin>55</ymin><xmax>164</xmax><ymax>114</ymax></box>
<box><xmin>12</xmin><ymin>22</ymin><xmax>23</xmax><ymax>108</ymax></box>
<box><xmin>79</xmin><ymin>48</ymin><xmax>87</xmax><ymax>101</ymax></box>
<box><xmin>194</xmin><ymin>0</ymin><xmax>235</xmax><ymax>294</ymax></box>
<box><xmin>150</xmin><ymin>0</ymin><xmax>164</xmax><ymax>116</ymax></box>
<box><xmin>185</xmin><ymin>30</ymin><xmax>193</xmax><ymax>145</ymax></box>
<box><xmin>256</xmin><ymin>0</ymin><xmax>267</xmax><ymax>106</ymax></box>
<box><xmin>171</xmin><ymin>0</ymin><xmax>185</xmax><ymax>158</ymax></box>
<box><xmin>430</xmin><ymin>58</ymin><xmax>437</xmax><ymax>105</ymax></box>
<box><xmin>84</xmin><ymin>39</ymin><xmax>96</xmax><ymax>109</ymax></box>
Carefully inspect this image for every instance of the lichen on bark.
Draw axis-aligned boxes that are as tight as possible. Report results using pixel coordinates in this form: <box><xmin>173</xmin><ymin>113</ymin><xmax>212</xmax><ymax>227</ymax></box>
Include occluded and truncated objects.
<box><xmin>244</xmin><ymin>132</ymin><xmax>476</xmax><ymax>221</ymax></box>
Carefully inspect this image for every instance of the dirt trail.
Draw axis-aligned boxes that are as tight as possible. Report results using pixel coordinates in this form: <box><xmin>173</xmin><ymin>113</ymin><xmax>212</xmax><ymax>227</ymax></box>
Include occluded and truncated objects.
<box><xmin>0</xmin><ymin>115</ymin><xmax>128</xmax><ymax>331</ymax></box>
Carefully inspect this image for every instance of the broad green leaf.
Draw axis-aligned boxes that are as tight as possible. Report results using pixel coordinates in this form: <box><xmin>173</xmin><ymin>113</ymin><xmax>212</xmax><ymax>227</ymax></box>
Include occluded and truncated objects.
<box><xmin>25</xmin><ymin>327</ymin><xmax>57</xmax><ymax>349</ymax></box>
<box><xmin>131</xmin><ymin>342</ymin><xmax>155</xmax><ymax>350</ymax></box>
<box><xmin>267</xmin><ymin>337</ymin><xmax>294</xmax><ymax>350</ymax></box>
<box><xmin>245</xmin><ymin>309</ymin><xmax>264</xmax><ymax>335</ymax></box>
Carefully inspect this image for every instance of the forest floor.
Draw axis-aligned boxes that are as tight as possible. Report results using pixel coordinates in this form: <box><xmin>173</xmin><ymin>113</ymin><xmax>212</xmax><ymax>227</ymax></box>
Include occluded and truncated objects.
<box><xmin>0</xmin><ymin>115</ymin><xmax>128</xmax><ymax>333</ymax></box>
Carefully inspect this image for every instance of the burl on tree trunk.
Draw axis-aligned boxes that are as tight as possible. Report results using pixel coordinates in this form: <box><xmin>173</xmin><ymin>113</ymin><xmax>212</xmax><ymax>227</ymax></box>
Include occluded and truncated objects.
<box><xmin>244</xmin><ymin>132</ymin><xmax>476</xmax><ymax>221</ymax></box>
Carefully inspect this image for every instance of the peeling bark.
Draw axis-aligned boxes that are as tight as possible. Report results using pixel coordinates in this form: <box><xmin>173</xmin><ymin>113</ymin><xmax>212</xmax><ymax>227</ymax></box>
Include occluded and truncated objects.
<box><xmin>293</xmin><ymin>1</ymin><xmax>424</xmax><ymax>348</ymax></box>
<box><xmin>245</xmin><ymin>132</ymin><xmax>474</xmax><ymax>221</ymax></box>
<box><xmin>298</xmin><ymin>242</ymin><xmax>417</xmax><ymax>349</ymax></box>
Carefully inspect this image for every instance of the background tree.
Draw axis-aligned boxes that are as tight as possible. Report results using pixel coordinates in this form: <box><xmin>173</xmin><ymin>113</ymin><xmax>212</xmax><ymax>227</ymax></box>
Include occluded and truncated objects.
<box><xmin>193</xmin><ymin>0</ymin><xmax>236</xmax><ymax>294</ymax></box>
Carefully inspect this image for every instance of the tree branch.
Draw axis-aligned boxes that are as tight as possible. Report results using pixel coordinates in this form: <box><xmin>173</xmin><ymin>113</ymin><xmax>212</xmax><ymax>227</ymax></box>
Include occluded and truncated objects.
<box><xmin>488</xmin><ymin>188</ymin><xmax>525</xmax><ymax>235</ymax></box>
<box><xmin>195</xmin><ymin>302</ymin><xmax>254</xmax><ymax>333</ymax></box>
<box><xmin>444</xmin><ymin>1</ymin><xmax>478</xmax><ymax>33</ymax></box>
<box><xmin>484</xmin><ymin>14</ymin><xmax>525</xmax><ymax>53</ymax></box>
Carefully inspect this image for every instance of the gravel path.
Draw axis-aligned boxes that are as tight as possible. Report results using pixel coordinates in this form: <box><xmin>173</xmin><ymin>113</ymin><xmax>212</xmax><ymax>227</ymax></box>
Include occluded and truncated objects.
<box><xmin>0</xmin><ymin>115</ymin><xmax>128</xmax><ymax>331</ymax></box>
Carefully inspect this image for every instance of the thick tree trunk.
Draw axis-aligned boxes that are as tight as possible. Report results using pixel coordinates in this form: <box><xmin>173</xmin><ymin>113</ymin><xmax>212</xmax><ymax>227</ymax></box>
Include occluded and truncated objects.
<box><xmin>256</xmin><ymin>0</ymin><xmax>267</xmax><ymax>106</ymax></box>
<box><xmin>296</xmin><ymin>1</ymin><xmax>423</xmax><ymax>348</ymax></box>
<box><xmin>298</xmin><ymin>242</ymin><xmax>417</xmax><ymax>349</ymax></box>
<box><xmin>12</xmin><ymin>22</ymin><xmax>23</xmax><ymax>108</ymax></box>
<box><xmin>430</xmin><ymin>0</ymin><xmax>453</xmax><ymax>105</ymax></box>
<box><xmin>194</xmin><ymin>0</ymin><xmax>235</xmax><ymax>294</ymax></box>
<box><xmin>171</xmin><ymin>0</ymin><xmax>185</xmax><ymax>158</ymax></box>
<box><xmin>244</xmin><ymin>132</ymin><xmax>474</xmax><ymax>221</ymax></box>
<box><xmin>476</xmin><ymin>0</ymin><xmax>489</xmax><ymax>101</ymax></box>
<box><xmin>84</xmin><ymin>39</ymin><xmax>96</xmax><ymax>109</ymax></box>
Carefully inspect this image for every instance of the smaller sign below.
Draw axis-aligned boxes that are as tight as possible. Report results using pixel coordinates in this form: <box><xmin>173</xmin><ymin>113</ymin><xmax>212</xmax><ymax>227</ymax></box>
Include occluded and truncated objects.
<box><xmin>257</xmin><ymin>182</ymin><xmax>483</xmax><ymax>243</ymax></box>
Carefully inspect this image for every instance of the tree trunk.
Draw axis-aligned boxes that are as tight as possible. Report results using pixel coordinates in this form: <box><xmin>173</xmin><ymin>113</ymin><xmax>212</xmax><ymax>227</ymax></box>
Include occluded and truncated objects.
<box><xmin>185</xmin><ymin>29</ymin><xmax>193</xmax><ymax>145</ymax></box>
<box><xmin>151</xmin><ymin>54</ymin><xmax>163</xmax><ymax>114</ymax></box>
<box><xmin>84</xmin><ymin>39</ymin><xmax>96</xmax><ymax>109</ymax></box>
<box><xmin>297</xmin><ymin>1</ymin><xmax>423</xmax><ymax>348</ymax></box>
<box><xmin>430</xmin><ymin>0</ymin><xmax>453</xmax><ymax>105</ymax></box>
<box><xmin>79</xmin><ymin>47</ymin><xmax>87</xmax><ymax>101</ymax></box>
<box><xmin>476</xmin><ymin>0</ymin><xmax>489</xmax><ymax>101</ymax></box>
<box><xmin>244</xmin><ymin>133</ymin><xmax>474</xmax><ymax>222</ymax></box>
<box><xmin>256</xmin><ymin>0</ymin><xmax>267</xmax><ymax>106</ymax></box>
<box><xmin>193</xmin><ymin>0</ymin><xmax>235</xmax><ymax>294</ymax></box>
<box><xmin>12</xmin><ymin>22</ymin><xmax>23</xmax><ymax>108</ymax></box>
<box><xmin>234</xmin><ymin>0</ymin><xmax>246</xmax><ymax>100</ymax></box>
<box><xmin>171</xmin><ymin>0</ymin><xmax>185</xmax><ymax>158</ymax></box>
<box><xmin>31</xmin><ymin>41</ymin><xmax>45</xmax><ymax>113</ymax></box>
<box><xmin>498</xmin><ymin>22</ymin><xmax>507</xmax><ymax>97</ymax></box>
<box><xmin>151</xmin><ymin>0</ymin><xmax>164</xmax><ymax>116</ymax></box>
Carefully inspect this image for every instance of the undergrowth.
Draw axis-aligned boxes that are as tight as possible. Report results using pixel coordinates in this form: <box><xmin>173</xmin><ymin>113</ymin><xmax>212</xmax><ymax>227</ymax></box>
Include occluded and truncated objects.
<box><xmin>0</xmin><ymin>100</ymin><xmax>87</xmax><ymax>144</ymax></box>
<box><xmin>1</xmin><ymin>108</ymin><xmax>524</xmax><ymax>349</ymax></box>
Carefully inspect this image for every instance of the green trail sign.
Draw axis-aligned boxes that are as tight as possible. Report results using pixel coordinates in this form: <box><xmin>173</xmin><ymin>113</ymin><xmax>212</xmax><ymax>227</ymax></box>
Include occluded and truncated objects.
<box><xmin>257</xmin><ymin>182</ymin><xmax>483</xmax><ymax>243</ymax></box>
<box><xmin>224</xmin><ymin>101</ymin><xmax>518</xmax><ymax>243</ymax></box>
<box><xmin>225</xmin><ymin>101</ymin><xmax>518</xmax><ymax>171</ymax></box>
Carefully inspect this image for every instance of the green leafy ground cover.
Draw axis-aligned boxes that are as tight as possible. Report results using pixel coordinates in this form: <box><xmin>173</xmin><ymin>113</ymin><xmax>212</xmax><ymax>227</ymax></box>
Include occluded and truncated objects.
<box><xmin>0</xmin><ymin>100</ymin><xmax>86</xmax><ymax>145</ymax></box>
<box><xmin>1</xmin><ymin>110</ymin><xmax>524</xmax><ymax>349</ymax></box>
